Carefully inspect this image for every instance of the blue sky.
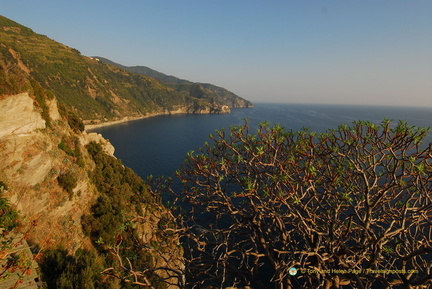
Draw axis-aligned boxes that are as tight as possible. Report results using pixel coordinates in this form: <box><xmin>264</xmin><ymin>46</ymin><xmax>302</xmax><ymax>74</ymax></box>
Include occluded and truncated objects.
<box><xmin>2</xmin><ymin>0</ymin><xmax>431</xmax><ymax>106</ymax></box>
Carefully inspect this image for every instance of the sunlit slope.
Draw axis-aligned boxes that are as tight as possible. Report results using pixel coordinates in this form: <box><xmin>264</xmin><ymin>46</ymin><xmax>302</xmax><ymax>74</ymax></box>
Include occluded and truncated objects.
<box><xmin>95</xmin><ymin>56</ymin><xmax>254</xmax><ymax>108</ymax></box>
<box><xmin>0</xmin><ymin>15</ymin><xmax>250</xmax><ymax>122</ymax></box>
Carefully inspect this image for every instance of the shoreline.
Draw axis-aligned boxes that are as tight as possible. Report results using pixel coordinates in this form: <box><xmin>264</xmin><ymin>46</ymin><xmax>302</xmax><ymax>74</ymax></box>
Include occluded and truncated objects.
<box><xmin>85</xmin><ymin>106</ymin><xmax>253</xmax><ymax>131</ymax></box>
<box><xmin>85</xmin><ymin>115</ymin><xmax>151</xmax><ymax>131</ymax></box>
<box><xmin>85</xmin><ymin>112</ymin><xmax>177</xmax><ymax>131</ymax></box>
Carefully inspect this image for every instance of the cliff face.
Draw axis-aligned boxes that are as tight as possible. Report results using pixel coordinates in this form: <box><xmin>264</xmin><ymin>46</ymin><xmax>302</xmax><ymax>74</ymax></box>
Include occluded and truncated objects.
<box><xmin>0</xmin><ymin>92</ymin><xmax>182</xmax><ymax>287</ymax></box>
<box><xmin>0</xmin><ymin>93</ymin><xmax>46</xmax><ymax>138</ymax></box>
<box><xmin>0</xmin><ymin>92</ymin><xmax>99</xmax><ymax>250</ymax></box>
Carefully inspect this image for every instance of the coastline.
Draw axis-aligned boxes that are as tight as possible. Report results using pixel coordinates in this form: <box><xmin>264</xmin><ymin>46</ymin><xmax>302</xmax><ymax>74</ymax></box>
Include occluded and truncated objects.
<box><xmin>85</xmin><ymin>111</ymin><xmax>181</xmax><ymax>131</ymax></box>
<box><xmin>85</xmin><ymin>115</ymin><xmax>153</xmax><ymax>131</ymax></box>
<box><xmin>85</xmin><ymin>105</ymin><xmax>254</xmax><ymax>131</ymax></box>
<box><xmin>85</xmin><ymin>109</ymin><xmax>216</xmax><ymax>131</ymax></box>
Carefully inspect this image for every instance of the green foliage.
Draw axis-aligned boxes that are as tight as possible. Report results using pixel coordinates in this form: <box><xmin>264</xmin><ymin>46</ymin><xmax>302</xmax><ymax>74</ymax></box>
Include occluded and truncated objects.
<box><xmin>57</xmin><ymin>171</ymin><xmax>78</xmax><ymax>198</ymax></box>
<box><xmin>0</xmin><ymin>16</ymin><xmax>33</xmax><ymax>34</ymax></box>
<box><xmin>0</xmin><ymin>46</ymin><xmax>30</xmax><ymax>95</ymax></box>
<box><xmin>0</xmin><ymin>42</ymin><xmax>56</xmax><ymax>130</ymax></box>
<box><xmin>58</xmin><ymin>103</ymin><xmax>85</xmax><ymax>132</ymax></box>
<box><xmin>96</xmin><ymin>56</ymin><xmax>253</xmax><ymax>108</ymax></box>
<box><xmin>83</xmin><ymin>141</ymin><xmax>151</xmax><ymax>244</ymax></box>
<box><xmin>30</xmin><ymin>79</ymin><xmax>53</xmax><ymax>128</ymax></box>
<box><xmin>39</xmin><ymin>248</ymin><xmax>113</xmax><ymax>289</ymax></box>
<box><xmin>67</xmin><ymin>111</ymin><xmax>85</xmax><ymax>132</ymax></box>
<box><xmin>58</xmin><ymin>135</ymin><xmax>84</xmax><ymax>167</ymax></box>
<box><xmin>37</xmin><ymin>141</ymin><xmax>170</xmax><ymax>288</ymax></box>
<box><xmin>0</xmin><ymin>182</ymin><xmax>19</xmax><ymax>232</ymax></box>
<box><xmin>0</xmin><ymin>183</ymin><xmax>34</xmax><ymax>287</ymax></box>
<box><xmin>0</xmin><ymin>43</ymin><xmax>56</xmax><ymax>128</ymax></box>
<box><xmin>81</xmin><ymin>142</ymin><xmax>173</xmax><ymax>288</ymax></box>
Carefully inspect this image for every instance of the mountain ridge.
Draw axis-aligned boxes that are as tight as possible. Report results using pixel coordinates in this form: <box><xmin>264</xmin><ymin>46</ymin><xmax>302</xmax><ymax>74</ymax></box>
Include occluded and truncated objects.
<box><xmin>93</xmin><ymin>56</ymin><xmax>193</xmax><ymax>85</ymax></box>
<box><xmin>93</xmin><ymin>56</ymin><xmax>253</xmax><ymax>110</ymax></box>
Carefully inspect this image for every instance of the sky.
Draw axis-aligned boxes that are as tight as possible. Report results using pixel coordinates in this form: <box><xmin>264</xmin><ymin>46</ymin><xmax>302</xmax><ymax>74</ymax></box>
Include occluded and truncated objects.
<box><xmin>1</xmin><ymin>0</ymin><xmax>431</xmax><ymax>106</ymax></box>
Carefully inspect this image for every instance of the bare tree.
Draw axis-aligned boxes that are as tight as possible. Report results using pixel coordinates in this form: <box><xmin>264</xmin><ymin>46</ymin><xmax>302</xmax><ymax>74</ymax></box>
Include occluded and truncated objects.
<box><xmin>176</xmin><ymin>120</ymin><xmax>432</xmax><ymax>289</ymax></box>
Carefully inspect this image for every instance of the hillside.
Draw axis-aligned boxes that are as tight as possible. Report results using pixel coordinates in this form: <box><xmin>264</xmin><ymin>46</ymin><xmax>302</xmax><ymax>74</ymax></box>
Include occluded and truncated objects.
<box><xmin>93</xmin><ymin>57</ymin><xmax>193</xmax><ymax>85</ymax></box>
<box><xmin>0</xmin><ymin>90</ymin><xmax>182</xmax><ymax>287</ymax></box>
<box><xmin>0</xmin><ymin>15</ymin><xmax>184</xmax><ymax>288</ymax></box>
<box><xmin>0</xmin><ymin>15</ymin><xmax>252</xmax><ymax>126</ymax></box>
<box><xmin>94</xmin><ymin>56</ymin><xmax>254</xmax><ymax>109</ymax></box>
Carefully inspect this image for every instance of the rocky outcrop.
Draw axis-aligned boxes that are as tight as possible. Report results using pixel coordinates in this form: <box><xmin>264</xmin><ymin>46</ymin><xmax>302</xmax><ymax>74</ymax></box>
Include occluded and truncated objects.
<box><xmin>0</xmin><ymin>93</ymin><xmax>52</xmax><ymax>188</ymax></box>
<box><xmin>81</xmin><ymin>131</ymin><xmax>115</xmax><ymax>156</ymax></box>
<box><xmin>46</xmin><ymin>98</ymin><xmax>61</xmax><ymax>121</ymax></box>
<box><xmin>176</xmin><ymin>104</ymin><xmax>230</xmax><ymax>114</ymax></box>
<box><xmin>0</xmin><ymin>92</ymin><xmax>46</xmax><ymax>138</ymax></box>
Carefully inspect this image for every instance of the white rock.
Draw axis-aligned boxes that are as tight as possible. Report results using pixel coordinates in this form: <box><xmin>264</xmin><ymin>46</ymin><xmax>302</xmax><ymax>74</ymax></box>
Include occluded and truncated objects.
<box><xmin>0</xmin><ymin>92</ymin><xmax>46</xmax><ymax>138</ymax></box>
<box><xmin>47</xmin><ymin>98</ymin><xmax>61</xmax><ymax>121</ymax></box>
<box><xmin>81</xmin><ymin>132</ymin><xmax>115</xmax><ymax>156</ymax></box>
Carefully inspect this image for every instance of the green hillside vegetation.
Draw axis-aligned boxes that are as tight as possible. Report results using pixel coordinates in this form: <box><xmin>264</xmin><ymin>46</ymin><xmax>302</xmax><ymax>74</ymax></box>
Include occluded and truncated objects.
<box><xmin>0</xmin><ymin>15</ymin><xmax>251</xmax><ymax>124</ymax></box>
<box><xmin>94</xmin><ymin>56</ymin><xmax>254</xmax><ymax>108</ymax></box>
<box><xmin>94</xmin><ymin>57</ymin><xmax>193</xmax><ymax>85</ymax></box>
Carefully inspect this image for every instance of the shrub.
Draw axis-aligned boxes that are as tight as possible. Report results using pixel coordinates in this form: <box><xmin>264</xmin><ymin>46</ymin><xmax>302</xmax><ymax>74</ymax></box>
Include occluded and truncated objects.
<box><xmin>81</xmin><ymin>142</ymin><xmax>176</xmax><ymax>288</ymax></box>
<box><xmin>0</xmin><ymin>182</ymin><xmax>35</xmax><ymax>287</ymax></box>
<box><xmin>0</xmin><ymin>182</ymin><xmax>18</xmax><ymax>232</ymax></box>
<box><xmin>30</xmin><ymin>79</ymin><xmax>52</xmax><ymax>128</ymax></box>
<box><xmin>39</xmin><ymin>248</ymin><xmax>112</xmax><ymax>289</ymax></box>
<box><xmin>57</xmin><ymin>171</ymin><xmax>78</xmax><ymax>197</ymax></box>
<box><xmin>58</xmin><ymin>136</ymin><xmax>84</xmax><ymax>167</ymax></box>
<box><xmin>176</xmin><ymin>120</ymin><xmax>432</xmax><ymax>288</ymax></box>
<box><xmin>58</xmin><ymin>103</ymin><xmax>84</xmax><ymax>133</ymax></box>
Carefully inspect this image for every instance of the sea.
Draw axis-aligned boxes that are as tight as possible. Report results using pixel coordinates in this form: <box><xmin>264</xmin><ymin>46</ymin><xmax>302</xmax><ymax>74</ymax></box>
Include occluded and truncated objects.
<box><xmin>92</xmin><ymin>103</ymin><xmax>432</xmax><ymax>180</ymax></box>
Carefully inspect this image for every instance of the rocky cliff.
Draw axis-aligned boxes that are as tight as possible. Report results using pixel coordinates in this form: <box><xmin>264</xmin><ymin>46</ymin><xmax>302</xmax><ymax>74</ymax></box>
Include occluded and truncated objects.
<box><xmin>0</xmin><ymin>93</ymin><xmax>46</xmax><ymax>138</ymax></box>
<box><xmin>0</xmin><ymin>92</ymin><xmax>106</xmax><ymax>249</ymax></box>
<box><xmin>0</xmin><ymin>92</ymin><xmax>182</xmax><ymax>287</ymax></box>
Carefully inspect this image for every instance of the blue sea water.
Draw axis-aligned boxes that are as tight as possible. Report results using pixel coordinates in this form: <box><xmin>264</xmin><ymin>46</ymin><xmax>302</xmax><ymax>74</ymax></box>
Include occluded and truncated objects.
<box><xmin>92</xmin><ymin>103</ymin><xmax>432</xmax><ymax>179</ymax></box>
